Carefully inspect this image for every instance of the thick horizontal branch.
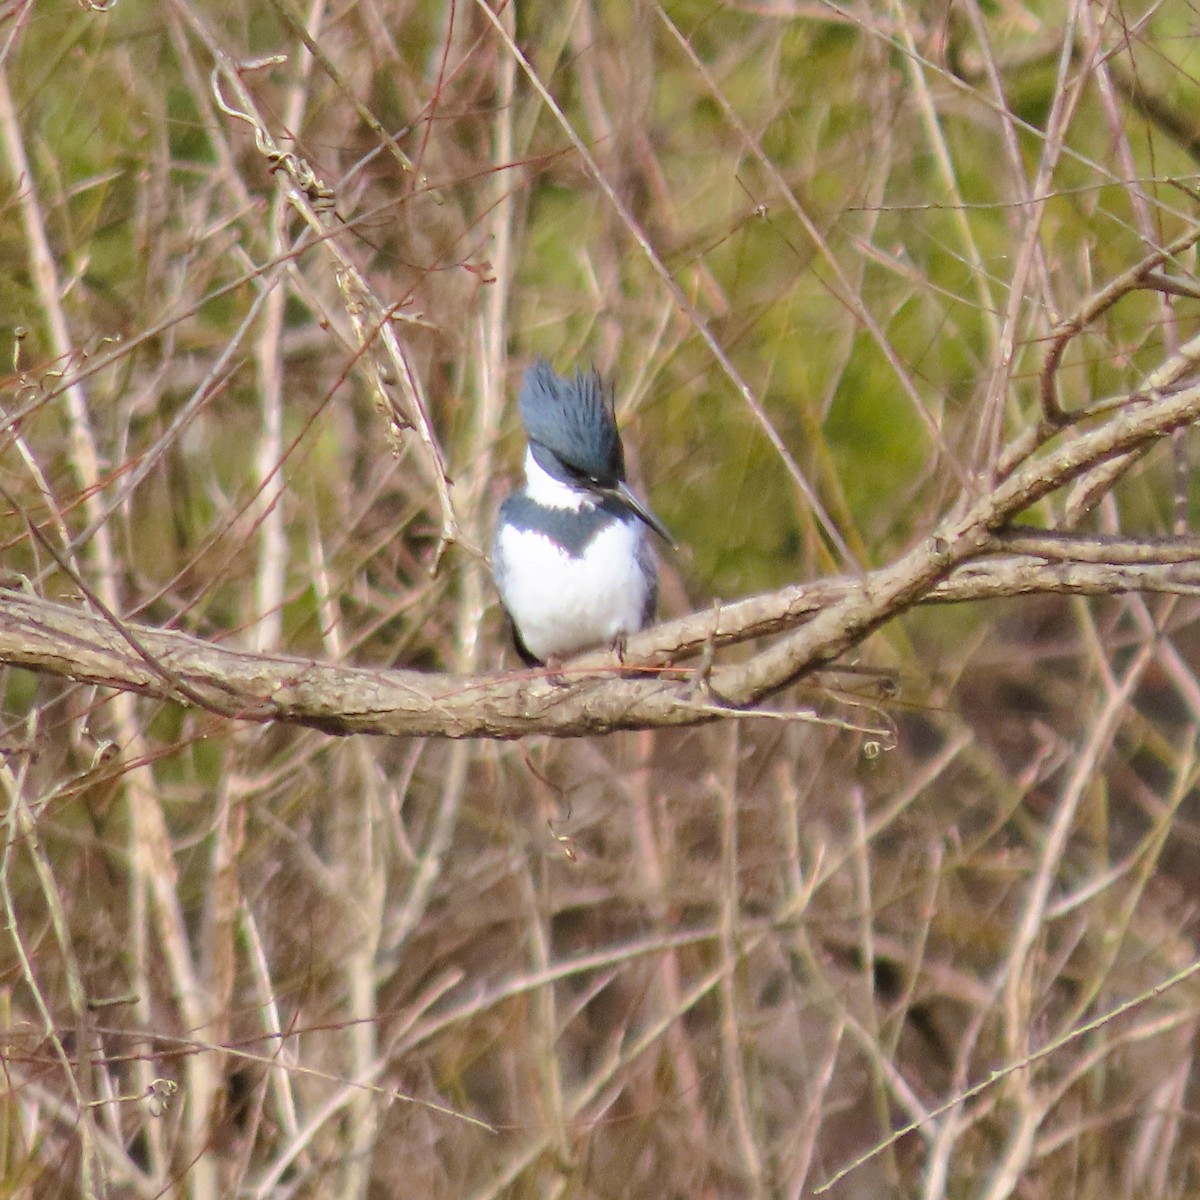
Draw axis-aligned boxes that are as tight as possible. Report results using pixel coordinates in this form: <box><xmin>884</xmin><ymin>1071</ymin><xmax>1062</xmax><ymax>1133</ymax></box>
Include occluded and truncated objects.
<box><xmin>619</xmin><ymin>537</ymin><xmax>1200</xmax><ymax>666</ymax></box>
<box><xmin>1</xmin><ymin>550</ymin><xmax>1198</xmax><ymax>739</ymax></box>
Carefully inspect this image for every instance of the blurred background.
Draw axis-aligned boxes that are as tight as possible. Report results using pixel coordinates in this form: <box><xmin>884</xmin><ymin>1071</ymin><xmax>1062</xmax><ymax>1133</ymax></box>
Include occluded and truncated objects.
<box><xmin>3</xmin><ymin>0</ymin><xmax>1200</xmax><ymax>1196</ymax></box>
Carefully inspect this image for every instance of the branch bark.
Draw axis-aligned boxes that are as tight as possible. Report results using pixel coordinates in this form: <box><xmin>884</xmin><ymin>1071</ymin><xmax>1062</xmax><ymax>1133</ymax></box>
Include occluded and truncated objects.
<box><xmin>3</xmin><ymin>551</ymin><xmax>1199</xmax><ymax>740</ymax></box>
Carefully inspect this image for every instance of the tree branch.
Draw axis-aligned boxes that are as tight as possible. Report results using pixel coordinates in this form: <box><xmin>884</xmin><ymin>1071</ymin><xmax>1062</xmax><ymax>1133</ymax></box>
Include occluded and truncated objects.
<box><xmin>2</xmin><ymin>555</ymin><xmax>1198</xmax><ymax>741</ymax></box>
<box><xmin>3</xmin><ymin>359</ymin><xmax>1198</xmax><ymax>740</ymax></box>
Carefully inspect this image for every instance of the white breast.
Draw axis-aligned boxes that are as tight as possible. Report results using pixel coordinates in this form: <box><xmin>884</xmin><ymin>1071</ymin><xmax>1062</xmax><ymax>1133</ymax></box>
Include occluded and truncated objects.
<box><xmin>494</xmin><ymin>517</ymin><xmax>654</xmax><ymax>662</ymax></box>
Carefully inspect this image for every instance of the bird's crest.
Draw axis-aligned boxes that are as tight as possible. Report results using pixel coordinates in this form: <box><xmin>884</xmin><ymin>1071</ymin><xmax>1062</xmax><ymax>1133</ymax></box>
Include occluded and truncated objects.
<box><xmin>518</xmin><ymin>357</ymin><xmax>623</xmax><ymax>481</ymax></box>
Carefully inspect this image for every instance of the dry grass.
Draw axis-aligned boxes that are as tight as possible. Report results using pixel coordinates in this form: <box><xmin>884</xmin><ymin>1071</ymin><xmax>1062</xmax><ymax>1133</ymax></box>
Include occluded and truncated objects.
<box><xmin>3</xmin><ymin>0</ymin><xmax>1200</xmax><ymax>1197</ymax></box>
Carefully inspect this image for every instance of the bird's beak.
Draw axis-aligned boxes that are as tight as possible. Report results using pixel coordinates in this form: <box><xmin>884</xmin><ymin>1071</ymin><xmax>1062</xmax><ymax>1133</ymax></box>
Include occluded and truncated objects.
<box><xmin>613</xmin><ymin>480</ymin><xmax>674</xmax><ymax>546</ymax></box>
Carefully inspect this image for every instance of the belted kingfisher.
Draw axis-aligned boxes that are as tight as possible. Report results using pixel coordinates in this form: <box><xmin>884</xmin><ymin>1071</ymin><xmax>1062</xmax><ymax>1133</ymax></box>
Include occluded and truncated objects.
<box><xmin>492</xmin><ymin>357</ymin><xmax>671</xmax><ymax>666</ymax></box>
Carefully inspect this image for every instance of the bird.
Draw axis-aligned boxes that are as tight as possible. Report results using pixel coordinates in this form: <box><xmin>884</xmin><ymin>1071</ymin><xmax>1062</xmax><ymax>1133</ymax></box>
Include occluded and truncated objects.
<box><xmin>492</xmin><ymin>357</ymin><xmax>671</xmax><ymax>666</ymax></box>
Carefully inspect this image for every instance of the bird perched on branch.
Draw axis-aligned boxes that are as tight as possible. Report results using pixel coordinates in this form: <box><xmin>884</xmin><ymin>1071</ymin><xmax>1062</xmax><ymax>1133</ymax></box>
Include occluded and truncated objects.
<box><xmin>492</xmin><ymin>357</ymin><xmax>672</xmax><ymax>666</ymax></box>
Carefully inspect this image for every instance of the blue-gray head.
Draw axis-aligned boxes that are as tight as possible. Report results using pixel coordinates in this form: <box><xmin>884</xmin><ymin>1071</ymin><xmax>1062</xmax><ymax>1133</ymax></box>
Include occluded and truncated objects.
<box><xmin>518</xmin><ymin>357</ymin><xmax>671</xmax><ymax>542</ymax></box>
<box><xmin>519</xmin><ymin>358</ymin><xmax>623</xmax><ymax>485</ymax></box>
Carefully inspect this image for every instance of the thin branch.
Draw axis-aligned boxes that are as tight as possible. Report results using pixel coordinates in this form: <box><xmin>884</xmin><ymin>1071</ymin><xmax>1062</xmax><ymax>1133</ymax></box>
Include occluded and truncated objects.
<box><xmin>185</xmin><ymin>6</ymin><xmax>462</xmax><ymax>562</ymax></box>
<box><xmin>1037</xmin><ymin>225</ymin><xmax>1200</xmax><ymax>427</ymax></box>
